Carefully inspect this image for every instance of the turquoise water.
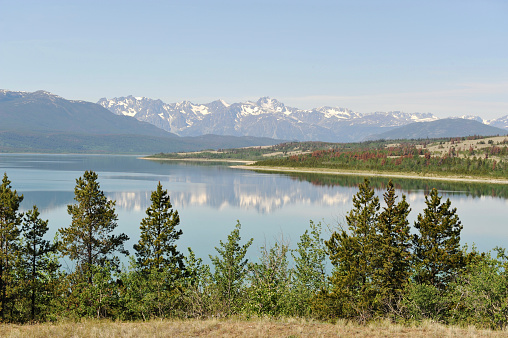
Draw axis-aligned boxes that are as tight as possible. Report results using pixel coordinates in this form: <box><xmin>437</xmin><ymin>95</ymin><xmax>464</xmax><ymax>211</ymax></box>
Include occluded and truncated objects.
<box><xmin>1</xmin><ymin>154</ymin><xmax>506</xmax><ymax>266</ymax></box>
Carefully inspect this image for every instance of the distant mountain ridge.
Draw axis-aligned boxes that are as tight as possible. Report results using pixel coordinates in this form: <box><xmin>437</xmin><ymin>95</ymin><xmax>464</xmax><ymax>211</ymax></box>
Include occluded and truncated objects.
<box><xmin>0</xmin><ymin>90</ymin><xmax>282</xmax><ymax>153</ymax></box>
<box><xmin>1</xmin><ymin>89</ymin><xmax>506</xmax><ymax>153</ymax></box>
<box><xmin>0</xmin><ymin>90</ymin><xmax>173</xmax><ymax>137</ymax></box>
<box><xmin>367</xmin><ymin>118</ymin><xmax>508</xmax><ymax>141</ymax></box>
<box><xmin>98</xmin><ymin>96</ymin><xmax>441</xmax><ymax>142</ymax></box>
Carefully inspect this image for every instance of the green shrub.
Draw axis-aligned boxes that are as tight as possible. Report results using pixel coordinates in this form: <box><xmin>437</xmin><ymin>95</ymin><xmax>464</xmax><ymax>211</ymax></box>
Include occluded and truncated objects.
<box><xmin>448</xmin><ymin>248</ymin><xmax>508</xmax><ymax>329</ymax></box>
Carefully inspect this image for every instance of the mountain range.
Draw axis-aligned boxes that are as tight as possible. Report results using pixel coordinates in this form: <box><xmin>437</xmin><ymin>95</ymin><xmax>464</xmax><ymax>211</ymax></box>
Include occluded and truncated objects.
<box><xmin>98</xmin><ymin>96</ymin><xmax>508</xmax><ymax>142</ymax></box>
<box><xmin>0</xmin><ymin>90</ymin><xmax>281</xmax><ymax>153</ymax></box>
<box><xmin>1</xmin><ymin>89</ymin><xmax>506</xmax><ymax>154</ymax></box>
<box><xmin>366</xmin><ymin>119</ymin><xmax>507</xmax><ymax>141</ymax></box>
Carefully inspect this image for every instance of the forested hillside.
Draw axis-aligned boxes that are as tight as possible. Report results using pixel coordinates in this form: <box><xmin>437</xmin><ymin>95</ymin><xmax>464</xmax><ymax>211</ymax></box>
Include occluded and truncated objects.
<box><xmin>255</xmin><ymin>136</ymin><xmax>508</xmax><ymax>178</ymax></box>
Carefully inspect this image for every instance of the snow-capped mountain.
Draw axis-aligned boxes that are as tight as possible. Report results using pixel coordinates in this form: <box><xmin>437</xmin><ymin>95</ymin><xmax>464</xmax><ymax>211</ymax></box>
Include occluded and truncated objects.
<box><xmin>0</xmin><ymin>89</ymin><xmax>284</xmax><ymax>153</ymax></box>
<box><xmin>451</xmin><ymin>114</ymin><xmax>508</xmax><ymax>130</ymax></box>
<box><xmin>452</xmin><ymin>115</ymin><xmax>488</xmax><ymax>124</ymax></box>
<box><xmin>98</xmin><ymin>96</ymin><xmax>443</xmax><ymax>142</ymax></box>
<box><xmin>486</xmin><ymin>115</ymin><xmax>508</xmax><ymax>130</ymax></box>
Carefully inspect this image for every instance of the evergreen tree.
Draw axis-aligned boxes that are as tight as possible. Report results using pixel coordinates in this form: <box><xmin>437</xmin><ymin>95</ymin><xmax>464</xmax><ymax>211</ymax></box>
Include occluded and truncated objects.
<box><xmin>0</xmin><ymin>173</ymin><xmax>23</xmax><ymax>320</ymax></box>
<box><xmin>210</xmin><ymin>221</ymin><xmax>253</xmax><ymax>316</ymax></box>
<box><xmin>133</xmin><ymin>182</ymin><xmax>184</xmax><ymax>274</ymax></box>
<box><xmin>20</xmin><ymin>206</ymin><xmax>58</xmax><ymax>321</ymax></box>
<box><xmin>325</xmin><ymin>178</ymin><xmax>381</xmax><ymax>319</ymax></box>
<box><xmin>413</xmin><ymin>188</ymin><xmax>465</xmax><ymax>289</ymax></box>
<box><xmin>59</xmin><ymin>171</ymin><xmax>128</xmax><ymax>282</ymax></box>
<box><xmin>127</xmin><ymin>182</ymin><xmax>186</xmax><ymax>318</ymax></box>
<box><xmin>376</xmin><ymin>180</ymin><xmax>412</xmax><ymax>311</ymax></box>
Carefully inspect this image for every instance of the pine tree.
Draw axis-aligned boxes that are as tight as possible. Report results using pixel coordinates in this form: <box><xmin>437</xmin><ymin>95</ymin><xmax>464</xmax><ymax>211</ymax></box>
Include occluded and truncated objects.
<box><xmin>20</xmin><ymin>205</ymin><xmax>58</xmax><ymax>321</ymax></box>
<box><xmin>412</xmin><ymin>188</ymin><xmax>465</xmax><ymax>289</ymax></box>
<box><xmin>376</xmin><ymin>180</ymin><xmax>412</xmax><ymax>311</ymax></box>
<box><xmin>325</xmin><ymin>178</ymin><xmax>381</xmax><ymax>319</ymax></box>
<box><xmin>133</xmin><ymin>182</ymin><xmax>184</xmax><ymax>275</ymax></box>
<box><xmin>59</xmin><ymin>171</ymin><xmax>128</xmax><ymax>282</ymax></box>
<box><xmin>0</xmin><ymin>173</ymin><xmax>23</xmax><ymax>320</ymax></box>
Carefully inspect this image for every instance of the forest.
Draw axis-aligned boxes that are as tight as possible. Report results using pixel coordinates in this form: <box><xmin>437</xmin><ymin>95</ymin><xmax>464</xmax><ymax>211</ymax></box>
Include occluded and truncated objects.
<box><xmin>0</xmin><ymin>171</ymin><xmax>507</xmax><ymax>330</ymax></box>
<box><xmin>255</xmin><ymin>137</ymin><xmax>508</xmax><ymax>178</ymax></box>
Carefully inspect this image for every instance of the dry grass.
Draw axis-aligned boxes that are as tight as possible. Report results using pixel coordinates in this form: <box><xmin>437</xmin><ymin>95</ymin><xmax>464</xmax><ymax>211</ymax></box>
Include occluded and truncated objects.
<box><xmin>0</xmin><ymin>318</ymin><xmax>506</xmax><ymax>337</ymax></box>
<box><xmin>422</xmin><ymin>135</ymin><xmax>508</xmax><ymax>160</ymax></box>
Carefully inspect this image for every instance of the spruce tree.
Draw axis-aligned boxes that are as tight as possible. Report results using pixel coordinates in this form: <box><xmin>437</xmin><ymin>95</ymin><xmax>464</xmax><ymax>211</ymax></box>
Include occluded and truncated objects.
<box><xmin>59</xmin><ymin>170</ymin><xmax>128</xmax><ymax>282</ymax></box>
<box><xmin>325</xmin><ymin>178</ymin><xmax>381</xmax><ymax>319</ymax></box>
<box><xmin>127</xmin><ymin>183</ymin><xmax>186</xmax><ymax>318</ymax></box>
<box><xmin>376</xmin><ymin>180</ymin><xmax>412</xmax><ymax>311</ymax></box>
<box><xmin>0</xmin><ymin>173</ymin><xmax>23</xmax><ymax>320</ymax></box>
<box><xmin>20</xmin><ymin>206</ymin><xmax>58</xmax><ymax>321</ymax></box>
<box><xmin>133</xmin><ymin>182</ymin><xmax>184</xmax><ymax>275</ymax></box>
<box><xmin>412</xmin><ymin>188</ymin><xmax>464</xmax><ymax>289</ymax></box>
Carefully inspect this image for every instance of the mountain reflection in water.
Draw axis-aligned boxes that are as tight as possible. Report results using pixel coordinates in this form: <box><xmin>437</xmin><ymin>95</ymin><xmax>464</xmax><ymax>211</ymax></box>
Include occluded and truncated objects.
<box><xmin>2</xmin><ymin>154</ymin><xmax>507</xmax><ymax>261</ymax></box>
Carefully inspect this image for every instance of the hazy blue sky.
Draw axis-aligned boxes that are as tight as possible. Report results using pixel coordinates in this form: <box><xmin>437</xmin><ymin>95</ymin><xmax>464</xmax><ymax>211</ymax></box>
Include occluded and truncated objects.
<box><xmin>1</xmin><ymin>0</ymin><xmax>507</xmax><ymax>118</ymax></box>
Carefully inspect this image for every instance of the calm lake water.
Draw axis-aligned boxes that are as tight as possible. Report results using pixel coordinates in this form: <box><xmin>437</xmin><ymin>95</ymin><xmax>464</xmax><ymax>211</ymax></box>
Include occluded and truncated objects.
<box><xmin>0</xmin><ymin>154</ymin><xmax>507</xmax><ymax>266</ymax></box>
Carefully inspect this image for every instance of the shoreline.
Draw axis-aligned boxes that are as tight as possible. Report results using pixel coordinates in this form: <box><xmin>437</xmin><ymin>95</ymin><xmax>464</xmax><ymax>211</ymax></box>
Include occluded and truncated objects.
<box><xmin>140</xmin><ymin>157</ymin><xmax>256</xmax><ymax>164</ymax></box>
<box><xmin>234</xmin><ymin>165</ymin><xmax>508</xmax><ymax>185</ymax></box>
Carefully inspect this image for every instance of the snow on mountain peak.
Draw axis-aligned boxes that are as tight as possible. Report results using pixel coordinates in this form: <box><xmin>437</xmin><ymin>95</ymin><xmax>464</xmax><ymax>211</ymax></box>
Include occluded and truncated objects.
<box><xmin>316</xmin><ymin>106</ymin><xmax>357</xmax><ymax>119</ymax></box>
<box><xmin>256</xmin><ymin>97</ymin><xmax>283</xmax><ymax>110</ymax></box>
<box><xmin>219</xmin><ymin>99</ymin><xmax>230</xmax><ymax>107</ymax></box>
<box><xmin>97</xmin><ymin>94</ymin><xmax>506</xmax><ymax>142</ymax></box>
<box><xmin>452</xmin><ymin>115</ymin><xmax>486</xmax><ymax>124</ymax></box>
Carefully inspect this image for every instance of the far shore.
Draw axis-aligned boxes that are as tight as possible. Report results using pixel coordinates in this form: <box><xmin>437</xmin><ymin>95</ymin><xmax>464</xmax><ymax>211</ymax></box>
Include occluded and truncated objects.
<box><xmin>139</xmin><ymin>157</ymin><xmax>508</xmax><ymax>184</ymax></box>
<box><xmin>234</xmin><ymin>165</ymin><xmax>508</xmax><ymax>185</ymax></box>
<box><xmin>140</xmin><ymin>157</ymin><xmax>256</xmax><ymax>165</ymax></box>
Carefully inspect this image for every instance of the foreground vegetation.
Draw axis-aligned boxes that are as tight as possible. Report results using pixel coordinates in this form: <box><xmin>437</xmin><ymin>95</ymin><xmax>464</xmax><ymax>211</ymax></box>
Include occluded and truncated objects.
<box><xmin>0</xmin><ymin>170</ymin><xmax>507</xmax><ymax>333</ymax></box>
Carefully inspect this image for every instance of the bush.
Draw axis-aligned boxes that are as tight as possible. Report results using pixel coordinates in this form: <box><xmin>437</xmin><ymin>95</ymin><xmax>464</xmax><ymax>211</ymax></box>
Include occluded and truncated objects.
<box><xmin>402</xmin><ymin>282</ymin><xmax>450</xmax><ymax>322</ymax></box>
<box><xmin>448</xmin><ymin>248</ymin><xmax>508</xmax><ymax>329</ymax></box>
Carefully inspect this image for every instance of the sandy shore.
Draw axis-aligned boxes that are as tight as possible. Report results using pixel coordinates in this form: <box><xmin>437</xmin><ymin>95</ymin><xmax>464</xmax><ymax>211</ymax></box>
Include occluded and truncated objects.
<box><xmin>140</xmin><ymin>157</ymin><xmax>508</xmax><ymax>184</ymax></box>
<box><xmin>234</xmin><ymin>165</ymin><xmax>508</xmax><ymax>185</ymax></box>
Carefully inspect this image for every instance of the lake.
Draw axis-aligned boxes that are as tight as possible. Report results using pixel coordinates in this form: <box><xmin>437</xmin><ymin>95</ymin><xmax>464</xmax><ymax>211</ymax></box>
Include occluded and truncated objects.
<box><xmin>0</xmin><ymin>154</ymin><xmax>506</xmax><ymax>267</ymax></box>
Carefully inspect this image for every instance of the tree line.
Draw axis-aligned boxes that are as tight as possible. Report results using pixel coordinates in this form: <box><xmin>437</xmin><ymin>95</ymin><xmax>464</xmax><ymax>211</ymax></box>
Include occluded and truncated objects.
<box><xmin>255</xmin><ymin>143</ymin><xmax>508</xmax><ymax>177</ymax></box>
<box><xmin>0</xmin><ymin>171</ymin><xmax>507</xmax><ymax>329</ymax></box>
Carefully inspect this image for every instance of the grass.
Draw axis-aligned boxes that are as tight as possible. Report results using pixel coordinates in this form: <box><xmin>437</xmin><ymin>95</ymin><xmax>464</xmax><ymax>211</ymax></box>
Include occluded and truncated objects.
<box><xmin>1</xmin><ymin>318</ymin><xmax>506</xmax><ymax>337</ymax></box>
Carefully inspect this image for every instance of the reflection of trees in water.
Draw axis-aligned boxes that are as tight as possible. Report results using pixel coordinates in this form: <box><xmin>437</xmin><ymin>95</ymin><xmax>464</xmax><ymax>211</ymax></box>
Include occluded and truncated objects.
<box><xmin>20</xmin><ymin>171</ymin><xmax>508</xmax><ymax>215</ymax></box>
<box><xmin>16</xmin><ymin>156</ymin><xmax>507</xmax><ymax>216</ymax></box>
<box><xmin>82</xmin><ymin>173</ymin><xmax>355</xmax><ymax>214</ymax></box>
<box><xmin>20</xmin><ymin>191</ymin><xmax>75</xmax><ymax>213</ymax></box>
<box><xmin>282</xmin><ymin>173</ymin><xmax>508</xmax><ymax>199</ymax></box>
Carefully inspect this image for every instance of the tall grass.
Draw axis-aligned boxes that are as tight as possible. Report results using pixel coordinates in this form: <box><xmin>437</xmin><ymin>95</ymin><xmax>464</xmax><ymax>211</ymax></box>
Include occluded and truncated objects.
<box><xmin>1</xmin><ymin>318</ymin><xmax>506</xmax><ymax>338</ymax></box>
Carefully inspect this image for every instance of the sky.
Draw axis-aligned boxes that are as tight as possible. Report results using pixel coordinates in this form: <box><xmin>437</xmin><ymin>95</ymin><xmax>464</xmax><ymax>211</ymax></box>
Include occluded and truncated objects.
<box><xmin>1</xmin><ymin>0</ymin><xmax>507</xmax><ymax>119</ymax></box>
